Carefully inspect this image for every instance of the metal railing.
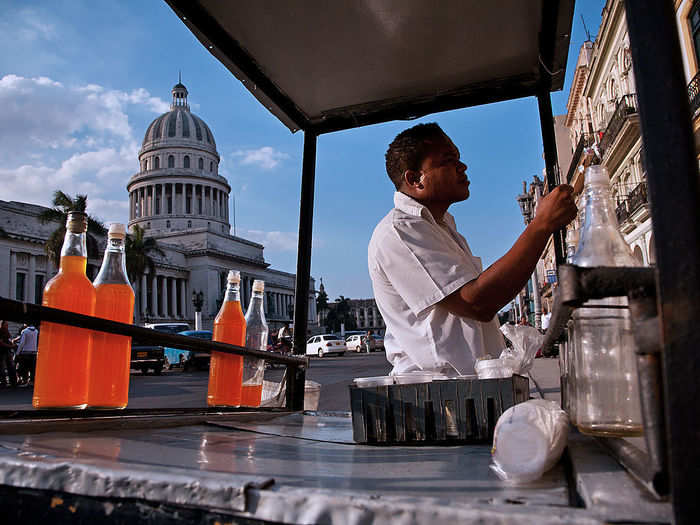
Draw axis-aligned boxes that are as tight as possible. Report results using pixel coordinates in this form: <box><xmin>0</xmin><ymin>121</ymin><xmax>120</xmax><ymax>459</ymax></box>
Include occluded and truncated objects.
<box><xmin>0</xmin><ymin>297</ymin><xmax>309</xmax><ymax>415</ymax></box>
<box><xmin>615</xmin><ymin>180</ymin><xmax>649</xmax><ymax>225</ymax></box>
<box><xmin>598</xmin><ymin>94</ymin><xmax>639</xmax><ymax>156</ymax></box>
<box><xmin>566</xmin><ymin>133</ymin><xmax>594</xmax><ymax>184</ymax></box>
<box><xmin>688</xmin><ymin>71</ymin><xmax>700</xmax><ymax>117</ymax></box>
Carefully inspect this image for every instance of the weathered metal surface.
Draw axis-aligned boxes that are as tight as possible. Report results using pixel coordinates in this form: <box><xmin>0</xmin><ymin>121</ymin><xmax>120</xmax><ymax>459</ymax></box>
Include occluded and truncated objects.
<box><xmin>557</xmin><ymin>265</ymin><xmax>656</xmax><ymax>306</ymax></box>
<box><xmin>567</xmin><ymin>433</ymin><xmax>672</xmax><ymax>523</ymax></box>
<box><xmin>625</xmin><ymin>1</ymin><xmax>700</xmax><ymax>522</ymax></box>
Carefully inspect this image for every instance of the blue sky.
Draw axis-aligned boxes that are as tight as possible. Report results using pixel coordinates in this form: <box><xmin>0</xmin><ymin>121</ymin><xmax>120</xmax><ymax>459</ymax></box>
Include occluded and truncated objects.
<box><xmin>0</xmin><ymin>1</ymin><xmax>604</xmax><ymax>301</ymax></box>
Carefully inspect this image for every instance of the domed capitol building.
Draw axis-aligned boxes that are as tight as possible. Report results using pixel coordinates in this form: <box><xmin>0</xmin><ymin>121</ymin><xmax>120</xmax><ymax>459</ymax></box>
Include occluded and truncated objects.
<box><xmin>0</xmin><ymin>81</ymin><xmax>317</xmax><ymax>333</ymax></box>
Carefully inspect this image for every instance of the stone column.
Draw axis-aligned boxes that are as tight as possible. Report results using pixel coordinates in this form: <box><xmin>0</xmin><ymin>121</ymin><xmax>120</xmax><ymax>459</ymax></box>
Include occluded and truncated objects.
<box><xmin>170</xmin><ymin>277</ymin><xmax>177</xmax><ymax>318</ymax></box>
<box><xmin>209</xmin><ymin>186</ymin><xmax>214</xmax><ymax>216</ymax></box>
<box><xmin>141</xmin><ymin>274</ymin><xmax>147</xmax><ymax>317</ymax></box>
<box><xmin>28</xmin><ymin>254</ymin><xmax>36</xmax><ymax>304</ymax></box>
<box><xmin>180</xmin><ymin>279</ymin><xmax>187</xmax><ymax>319</ymax></box>
<box><xmin>10</xmin><ymin>252</ymin><xmax>17</xmax><ymax>300</ymax></box>
<box><xmin>140</xmin><ymin>187</ymin><xmax>145</xmax><ymax>218</ymax></box>
<box><xmin>152</xmin><ymin>274</ymin><xmax>159</xmax><ymax>317</ymax></box>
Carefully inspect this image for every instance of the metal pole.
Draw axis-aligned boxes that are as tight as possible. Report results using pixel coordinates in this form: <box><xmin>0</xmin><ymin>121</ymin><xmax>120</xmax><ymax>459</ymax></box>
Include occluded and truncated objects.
<box><xmin>292</xmin><ymin>130</ymin><xmax>317</xmax><ymax>356</ymax></box>
<box><xmin>537</xmin><ymin>91</ymin><xmax>566</xmax><ymax>266</ymax></box>
<box><xmin>624</xmin><ymin>2</ymin><xmax>700</xmax><ymax>522</ymax></box>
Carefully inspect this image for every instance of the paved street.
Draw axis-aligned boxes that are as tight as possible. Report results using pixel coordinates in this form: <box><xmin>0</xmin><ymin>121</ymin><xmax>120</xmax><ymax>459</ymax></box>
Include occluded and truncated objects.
<box><xmin>0</xmin><ymin>350</ymin><xmax>393</xmax><ymax>412</ymax></box>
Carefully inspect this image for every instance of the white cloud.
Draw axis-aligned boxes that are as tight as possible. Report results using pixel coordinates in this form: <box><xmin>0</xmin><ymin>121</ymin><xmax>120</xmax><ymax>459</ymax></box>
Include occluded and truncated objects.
<box><xmin>0</xmin><ymin>74</ymin><xmax>166</xmax><ymax>223</ymax></box>
<box><xmin>243</xmin><ymin>230</ymin><xmax>298</xmax><ymax>251</ymax></box>
<box><xmin>232</xmin><ymin>146</ymin><xmax>289</xmax><ymax>170</ymax></box>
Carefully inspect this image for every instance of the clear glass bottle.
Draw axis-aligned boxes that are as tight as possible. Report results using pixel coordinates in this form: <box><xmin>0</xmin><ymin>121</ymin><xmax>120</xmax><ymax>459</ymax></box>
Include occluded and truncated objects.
<box><xmin>572</xmin><ymin>165</ymin><xmax>643</xmax><ymax>437</ymax></box>
<box><xmin>242</xmin><ymin>279</ymin><xmax>268</xmax><ymax>407</ymax></box>
<box><xmin>563</xmin><ymin>228</ymin><xmax>579</xmax><ymax>422</ymax></box>
<box><xmin>208</xmin><ymin>270</ymin><xmax>246</xmax><ymax>407</ymax></box>
<box><xmin>89</xmin><ymin>223</ymin><xmax>135</xmax><ymax>409</ymax></box>
<box><xmin>33</xmin><ymin>211</ymin><xmax>96</xmax><ymax>409</ymax></box>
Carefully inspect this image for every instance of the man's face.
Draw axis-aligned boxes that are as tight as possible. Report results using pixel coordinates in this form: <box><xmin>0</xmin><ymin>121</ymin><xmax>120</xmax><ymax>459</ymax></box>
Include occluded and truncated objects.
<box><xmin>416</xmin><ymin>135</ymin><xmax>470</xmax><ymax>204</ymax></box>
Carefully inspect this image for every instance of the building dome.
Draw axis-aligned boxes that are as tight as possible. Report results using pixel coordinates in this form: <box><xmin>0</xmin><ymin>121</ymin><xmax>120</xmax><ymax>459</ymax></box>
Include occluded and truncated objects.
<box><xmin>127</xmin><ymin>81</ymin><xmax>231</xmax><ymax>236</ymax></box>
<box><xmin>141</xmin><ymin>82</ymin><xmax>217</xmax><ymax>155</ymax></box>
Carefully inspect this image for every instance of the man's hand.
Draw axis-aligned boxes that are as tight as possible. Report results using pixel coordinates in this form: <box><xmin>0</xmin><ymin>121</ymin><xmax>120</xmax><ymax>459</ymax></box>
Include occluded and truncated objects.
<box><xmin>532</xmin><ymin>184</ymin><xmax>577</xmax><ymax>234</ymax></box>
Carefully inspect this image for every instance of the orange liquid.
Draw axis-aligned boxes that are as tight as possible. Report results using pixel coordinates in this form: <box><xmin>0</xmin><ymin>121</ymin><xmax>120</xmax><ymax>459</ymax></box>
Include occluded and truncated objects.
<box><xmin>207</xmin><ymin>300</ymin><xmax>246</xmax><ymax>406</ymax></box>
<box><xmin>240</xmin><ymin>384</ymin><xmax>263</xmax><ymax>407</ymax></box>
<box><xmin>33</xmin><ymin>255</ymin><xmax>96</xmax><ymax>409</ymax></box>
<box><xmin>89</xmin><ymin>283</ymin><xmax>134</xmax><ymax>408</ymax></box>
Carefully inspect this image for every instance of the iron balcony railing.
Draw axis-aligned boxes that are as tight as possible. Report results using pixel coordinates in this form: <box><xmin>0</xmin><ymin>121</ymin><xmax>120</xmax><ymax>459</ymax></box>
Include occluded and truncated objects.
<box><xmin>598</xmin><ymin>94</ymin><xmax>639</xmax><ymax>156</ymax></box>
<box><xmin>688</xmin><ymin>71</ymin><xmax>700</xmax><ymax>117</ymax></box>
<box><xmin>566</xmin><ymin>133</ymin><xmax>594</xmax><ymax>184</ymax></box>
<box><xmin>615</xmin><ymin>180</ymin><xmax>649</xmax><ymax>225</ymax></box>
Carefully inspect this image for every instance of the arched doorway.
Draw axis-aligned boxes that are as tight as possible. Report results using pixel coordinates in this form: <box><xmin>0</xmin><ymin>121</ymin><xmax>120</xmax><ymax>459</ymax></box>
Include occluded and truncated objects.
<box><xmin>632</xmin><ymin>245</ymin><xmax>644</xmax><ymax>266</ymax></box>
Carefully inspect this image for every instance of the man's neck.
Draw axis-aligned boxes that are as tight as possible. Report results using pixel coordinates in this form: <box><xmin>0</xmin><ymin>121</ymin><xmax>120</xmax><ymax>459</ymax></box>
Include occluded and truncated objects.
<box><xmin>400</xmin><ymin>191</ymin><xmax>449</xmax><ymax>222</ymax></box>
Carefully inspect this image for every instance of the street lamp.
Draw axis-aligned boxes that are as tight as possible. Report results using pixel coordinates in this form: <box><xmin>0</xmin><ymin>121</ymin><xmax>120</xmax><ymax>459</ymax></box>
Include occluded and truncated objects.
<box><xmin>191</xmin><ymin>290</ymin><xmax>204</xmax><ymax>330</ymax></box>
<box><xmin>515</xmin><ymin>178</ymin><xmax>543</xmax><ymax>329</ymax></box>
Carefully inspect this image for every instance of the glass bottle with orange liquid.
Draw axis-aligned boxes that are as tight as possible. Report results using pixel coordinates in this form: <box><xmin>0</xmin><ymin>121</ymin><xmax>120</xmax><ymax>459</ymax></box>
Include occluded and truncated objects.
<box><xmin>89</xmin><ymin>223</ymin><xmax>134</xmax><ymax>409</ymax></box>
<box><xmin>207</xmin><ymin>270</ymin><xmax>246</xmax><ymax>406</ymax></box>
<box><xmin>242</xmin><ymin>279</ymin><xmax>268</xmax><ymax>407</ymax></box>
<box><xmin>33</xmin><ymin>211</ymin><xmax>96</xmax><ymax>409</ymax></box>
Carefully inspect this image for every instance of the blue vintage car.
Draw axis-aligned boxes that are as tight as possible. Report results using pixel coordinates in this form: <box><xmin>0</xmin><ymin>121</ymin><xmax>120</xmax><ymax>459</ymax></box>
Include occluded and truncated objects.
<box><xmin>164</xmin><ymin>330</ymin><xmax>212</xmax><ymax>371</ymax></box>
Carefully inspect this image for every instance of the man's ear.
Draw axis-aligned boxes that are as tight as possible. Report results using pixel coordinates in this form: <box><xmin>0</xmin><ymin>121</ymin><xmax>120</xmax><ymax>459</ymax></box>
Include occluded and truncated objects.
<box><xmin>403</xmin><ymin>169</ymin><xmax>423</xmax><ymax>189</ymax></box>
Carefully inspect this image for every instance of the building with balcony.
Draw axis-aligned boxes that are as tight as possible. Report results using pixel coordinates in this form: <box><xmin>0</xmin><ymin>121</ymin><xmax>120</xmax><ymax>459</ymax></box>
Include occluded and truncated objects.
<box><xmin>557</xmin><ymin>0</ymin><xmax>654</xmax><ymax>270</ymax></box>
<box><xmin>674</xmin><ymin>0</ymin><xmax>700</xmax><ymax>158</ymax></box>
<box><xmin>0</xmin><ymin>81</ymin><xmax>318</xmax><ymax>334</ymax></box>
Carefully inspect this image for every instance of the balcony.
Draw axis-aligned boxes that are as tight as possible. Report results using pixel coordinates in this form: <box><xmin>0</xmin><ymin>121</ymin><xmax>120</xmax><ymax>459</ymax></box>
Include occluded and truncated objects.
<box><xmin>688</xmin><ymin>71</ymin><xmax>700</xmax><ymax>117</ymax></box>
<box><xmin>598</xmin><ymin>94</ymin><xmax>638</xmax><ymax>157</ymax></box>
<box><xmin>566</xmin><ymin>133</ymin><xmax>594</xmax><ymax>184</ymax></box>
<box><xmin>615</xmin><ymin>180</ymin><xmax>649</xmax><ymax>228</ymax></box>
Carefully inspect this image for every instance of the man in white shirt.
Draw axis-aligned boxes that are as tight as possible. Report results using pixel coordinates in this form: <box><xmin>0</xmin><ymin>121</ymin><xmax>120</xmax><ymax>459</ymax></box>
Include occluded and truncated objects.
<box><xmin>368</xmin><ymin>123</ymin><xmax>576</xmax><ymax>376</ymax></box>
<box><xmin>13</xmin><ymin>324</ymin><xmax>38</xmax><ymax>385</ymax></box>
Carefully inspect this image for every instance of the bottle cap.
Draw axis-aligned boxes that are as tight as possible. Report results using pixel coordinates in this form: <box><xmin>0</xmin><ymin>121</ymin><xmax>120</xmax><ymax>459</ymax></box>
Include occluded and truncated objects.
<box><xmin>227</xmin><ymin>270</ymin><xmax>241</xmax><ymax>284</ymax></box>
<box><xmin>584</xmin><ymin>165</ymin><xmax>609</xmax><ymax>186</ymax></box>
<box><xmin>252</xmin><ymin>279</ymin><xmax>265</xmax><ymax>292</ymax></box>
<box><xmin>108</xmin><ymin>223</ymin><xmax>127</xmax><ymax>239</ymax></box>
<box><xmin>66</xmin><ymin>211</ymin><xmax>88</xmax><ymax>233</ymax></box>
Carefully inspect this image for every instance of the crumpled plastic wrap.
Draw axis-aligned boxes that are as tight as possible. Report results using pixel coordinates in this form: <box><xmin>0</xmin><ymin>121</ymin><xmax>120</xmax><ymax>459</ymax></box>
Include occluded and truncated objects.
<box><xmin>499</xmin><ymin>323</ymin><xmax>545</xmax><ymax>375</ymax></box>
<box><xmin>490</xmin><ymin>399</ymin><xmax>569</xmax><ymax>483</ymax></box>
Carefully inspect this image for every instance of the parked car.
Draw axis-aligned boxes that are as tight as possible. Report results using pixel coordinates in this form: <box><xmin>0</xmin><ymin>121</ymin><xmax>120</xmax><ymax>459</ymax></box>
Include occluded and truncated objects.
<box><xmin>346</xmin><ymin>334</ymin><xmax>376</xmax><ymax>352</ymax></box>
<box><xmin>144</xmin><ymin>322</ymin><xmax>190</xmax><ymax>334</ymax></box>
<box><xmin>164</xmin><ymin>330</ymin><xmax>212</xmax><ymax>371</ymax></box>
<box><xmin>305</xmin><ymin>334</ymin><xmax>346</xmax><ymax>357</ymax></box>
<box><xmin>373</xmin><ymin>335</ymin><xmax>385</xmax><ymax>351</ymax></box>
<box><xmin>130</xmin><ymin>339</ymin><xmax>166</xmax><ymax>375</ymax></box>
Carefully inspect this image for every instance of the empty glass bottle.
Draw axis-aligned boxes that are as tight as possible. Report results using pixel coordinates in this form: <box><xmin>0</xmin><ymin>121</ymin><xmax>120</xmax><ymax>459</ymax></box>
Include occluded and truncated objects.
<box><xmin>572</xmin><ymin>165</ymin><xmax>643</xmax><ymax>437</ymax></box>
<box><xmin>242</xmin><ymin>280</ymin><xmax>268</xmax><ymax>407</ymax></box>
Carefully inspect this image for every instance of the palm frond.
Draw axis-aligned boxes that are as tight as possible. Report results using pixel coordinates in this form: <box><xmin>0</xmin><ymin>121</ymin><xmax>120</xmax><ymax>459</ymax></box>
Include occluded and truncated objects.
<box><xmin>38</xmin><ymin>208</ymin><xmax>65</xmax><ymax>225</ymax></box>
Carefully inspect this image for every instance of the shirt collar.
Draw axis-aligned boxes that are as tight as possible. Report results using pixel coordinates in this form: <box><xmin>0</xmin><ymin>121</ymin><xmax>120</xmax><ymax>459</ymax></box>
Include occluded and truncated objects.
<box><xmin>393</xmin><ymin>191</ymin><xmax>455</xmax><ymax>228</ymax></box>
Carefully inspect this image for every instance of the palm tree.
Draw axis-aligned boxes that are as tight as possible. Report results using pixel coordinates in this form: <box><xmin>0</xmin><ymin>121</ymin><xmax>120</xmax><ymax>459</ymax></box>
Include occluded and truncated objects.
<box><xmin>125</xmin><ymin>224</ymin><xmax>165</xmax><ymax>318</ymax></box>
<box><xmin>38</xmin><ymin>191</ymin><xmax>107</xmax><ymax>268</ymax></box>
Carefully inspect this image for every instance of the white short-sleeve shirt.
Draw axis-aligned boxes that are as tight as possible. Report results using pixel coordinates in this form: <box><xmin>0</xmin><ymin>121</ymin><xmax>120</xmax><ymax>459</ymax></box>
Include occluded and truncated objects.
<box><xmin>368</xmin><ymin>192</ymin><xmax>504</xmax><ymax>375</ymax></box>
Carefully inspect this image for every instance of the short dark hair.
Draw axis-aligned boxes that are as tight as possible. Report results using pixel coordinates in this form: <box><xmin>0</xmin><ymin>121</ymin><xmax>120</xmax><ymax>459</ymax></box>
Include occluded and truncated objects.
<box><xmin>385</xmin><ymin>123</ymin><xmax>447</xmax><ymax>190</ymax></box>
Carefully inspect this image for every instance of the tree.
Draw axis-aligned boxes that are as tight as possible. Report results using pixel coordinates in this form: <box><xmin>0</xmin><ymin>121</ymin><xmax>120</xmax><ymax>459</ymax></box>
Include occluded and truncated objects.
<box><xmin>38</xmin><ymin>191</ymin><xmax>106</xmax><ymax>268</ymax></box>
<box><xmin>316</xmin><ymin>288</ymin><xmax>329</xmax><ymax>312</ymax></box>
<box><xmin>334</xmin><ymin>296</ymin><xmax>357</xmax><ymax>331</ymax></box>
<box><xmin>125</xmin><ymin>224</ymin><xmax>165</xmax><ymax>318</ymax></box>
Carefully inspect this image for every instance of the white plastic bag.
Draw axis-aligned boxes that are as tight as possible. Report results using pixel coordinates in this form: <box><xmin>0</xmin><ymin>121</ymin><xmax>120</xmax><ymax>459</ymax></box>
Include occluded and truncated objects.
<box><xmin>491</xmin><ymin>399</ymin><xmax>569</xmax><ymax>483</ymax></box>
<box><xmin>499</xmin><ymin>323</ymin><xmax>545</xmax><ymax>375</ymax></box>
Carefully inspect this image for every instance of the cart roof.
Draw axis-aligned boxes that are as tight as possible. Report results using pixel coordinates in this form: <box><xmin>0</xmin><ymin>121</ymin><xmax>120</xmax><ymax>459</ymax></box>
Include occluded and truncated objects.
<box><xmin>165</xmin><ymin>0</ymin><xmax>575</xmax><ymax>134</ymax></box>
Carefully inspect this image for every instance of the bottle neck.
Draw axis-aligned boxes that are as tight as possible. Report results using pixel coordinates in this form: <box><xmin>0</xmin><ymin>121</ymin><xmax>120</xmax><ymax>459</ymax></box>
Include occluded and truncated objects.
<box><xmin>60</xmin><ymin>231</ymin><xmax>88</xmax><ymax>261</ymax></box>
<box><xmin>245</xmin><ymin>290</ymin><xmax>265</xmax><ymax>315</ymax></box>
<box><xmin>580</xmin><ymin>183</ymin><xmax>619</xmax><ymax>230</ymax></box>
<box><xmin>223</xmin><ymin>283</ymin><xmax>241</xmax><ymax>303</ymax></box>
<box><xmin>94</xmin><ymin>237</ymin><xmax>130</xmax><ymax>286</ymax></box>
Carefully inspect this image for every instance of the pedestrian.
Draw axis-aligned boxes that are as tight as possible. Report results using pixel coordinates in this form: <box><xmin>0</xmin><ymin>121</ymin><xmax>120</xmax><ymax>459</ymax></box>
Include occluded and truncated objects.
<box><xmin>364</xmin><ymin>330</ymin><xmax>374</xmax><ymax>353</ymax></box>
<box><xmin>368</xmin><ymin>123</ymin><xmax>576</xmax><ymax>376</ymax></box>
<box><xmin>0</xmin><ymin>321</ymin><xmax>18</xmax><ymax>388</ymax></box>
<box><xmin>519</xmin><ymin>316</ymin><xmax>530</xmax><ymax>326</ymax></box>
<box><xmin>13</xmin><ymin>324</ymin><xmax>38</xmax><ymax>386</ymax></box>
<box><xmin>541</xmin><ymin>307</ymin><xmax>552</xmax><ymax>332</ymax></box>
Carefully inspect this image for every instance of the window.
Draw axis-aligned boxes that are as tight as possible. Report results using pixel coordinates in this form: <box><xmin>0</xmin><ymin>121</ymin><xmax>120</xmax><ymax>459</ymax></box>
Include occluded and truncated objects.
<box><xmin>186</xmin><ymin>195</ymin><xmax>191</xmax><ymax>214</ymax></box>
<box><xmin>15</xmin><ymin>272</ymin><xmax>26</xmax><ymax>300</ymax></box>
<box><xmin>210</xmin><ymin>161</ymin><xmax>213</xmax><ymax>172</ymax></box>
<box><xmin>184</xmin><ymin>155</ymin><xmax>190</xmax><ymax>168</ymax></box>
<box><xmin>34</xmin><ymin>274</ymin><xmax>44</xmax><ymax>304</ymax></box>
<box><xmin>166</xmin><ymin>220</ymin><xmax>171</xmax><ymax>228</ymax></box>
<box><xmin>144</xmin><ymin>159</ymin><xmax>148</xmax><ymax>171</ymax></box>
<box><xmin>168</xmin><ymin>155</ymin><xmax>175</xmax><ymax>168</ymax></box>
<box><xmin>187</xmin><ymin>220</ymin><xmax>192</xmax><ymax>228</ymax></box>
<box><xmin>155</xmin><ymin>156</ymin><xmax>160</xmax><ymax>169</ymax></box>
<box><xmin>167</xmin><ymin>196</ymin><xmax>172</xmax><ymax>214</ymax></box>
<box><xmin>691</xmin><ymin>1</ymin><xmax>700</xmax><ymax>67</ymax></box>
<box><xmin>199</xmin><ymin>157</ymin><xmax>204</xmax><ymax>170</ymax></box>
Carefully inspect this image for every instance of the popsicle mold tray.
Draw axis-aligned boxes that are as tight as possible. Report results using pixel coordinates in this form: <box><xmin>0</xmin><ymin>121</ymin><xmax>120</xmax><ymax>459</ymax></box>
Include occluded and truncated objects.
<box><xmin>349</xmin><ymin>375</ymin><xmax>529</xmax><ymax>444</ymax></box>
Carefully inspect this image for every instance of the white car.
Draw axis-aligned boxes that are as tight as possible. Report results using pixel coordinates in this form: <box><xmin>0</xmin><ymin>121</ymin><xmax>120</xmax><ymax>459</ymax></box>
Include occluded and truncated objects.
<box><xmin>306</xmin><ymin>334</ymin><xmax>346</xmax><ymax>357</ymax></box>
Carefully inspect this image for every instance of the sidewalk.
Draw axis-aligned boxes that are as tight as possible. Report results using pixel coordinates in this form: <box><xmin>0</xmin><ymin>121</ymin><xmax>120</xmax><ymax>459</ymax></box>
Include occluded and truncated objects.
<box><xmin>528</xmin><ymin>356</ymin><xmax>561</xmax><ymax>404</ymax></box>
